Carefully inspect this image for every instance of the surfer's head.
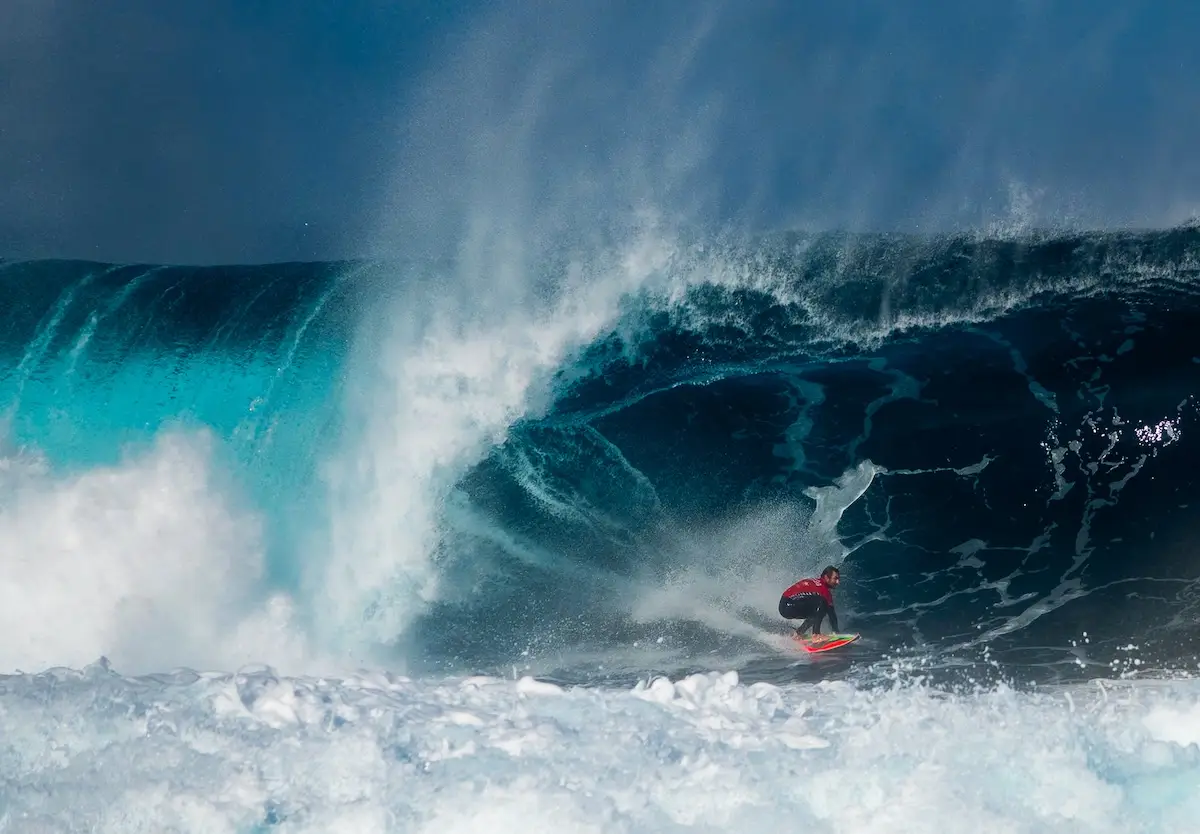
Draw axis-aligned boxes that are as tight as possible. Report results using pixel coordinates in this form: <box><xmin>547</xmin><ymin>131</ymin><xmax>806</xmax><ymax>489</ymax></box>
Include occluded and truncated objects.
<box><xmin>820</xmin><ymin>566</ymin><xmax>840</xmax><ymax>588</ymax></box>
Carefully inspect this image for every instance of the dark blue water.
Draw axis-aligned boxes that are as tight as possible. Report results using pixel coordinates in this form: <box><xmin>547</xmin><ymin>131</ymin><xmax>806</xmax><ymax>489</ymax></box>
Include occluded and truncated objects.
<box><xmin>3</xmin><ymin>227</ymin><xmax>1199</xmax><ymax>686</ymax></box>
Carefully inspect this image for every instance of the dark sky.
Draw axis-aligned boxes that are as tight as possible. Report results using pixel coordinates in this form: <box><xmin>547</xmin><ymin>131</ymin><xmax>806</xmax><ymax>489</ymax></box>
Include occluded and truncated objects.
<box><xmin>3</xmin><ymin>0</ymin><xmax>1198</xmax><ymax>264</ymax></box>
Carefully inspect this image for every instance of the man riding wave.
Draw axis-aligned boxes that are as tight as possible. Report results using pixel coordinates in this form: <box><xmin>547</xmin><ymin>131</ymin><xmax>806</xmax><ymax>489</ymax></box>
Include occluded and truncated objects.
<box><xmin>779</xmin><ymin>565</ymin><xmax>840</xmax><ymax>637</ymax></box>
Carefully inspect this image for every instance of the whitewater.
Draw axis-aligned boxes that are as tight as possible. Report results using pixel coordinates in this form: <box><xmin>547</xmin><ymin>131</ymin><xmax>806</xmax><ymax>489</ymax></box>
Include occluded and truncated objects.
<box><xmin>3</xmin><ymin>662</ymin><xmax>1199</xmax><ymax>832</ymax></box>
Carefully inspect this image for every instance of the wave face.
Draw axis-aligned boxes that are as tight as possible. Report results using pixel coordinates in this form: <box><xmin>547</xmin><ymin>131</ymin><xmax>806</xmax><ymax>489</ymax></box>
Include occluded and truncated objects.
<box><xmin>417</xmin><ymin>226</ymin><xmax>1200</xmax><ymax>686</ymax></box>
<box><xmin>0</xmin><ymin>259</ymin><xmax>391</xmax><ymax>673</ymax></box>
<box><xmin>3</xmin><ymin>227</ymin><xmax>1200</xmax><ymax>685</ymax></box>
<box><xmin>0</xmin><ymin>259</ymin><xmax>377</xmax><ymax>568</ymax></box>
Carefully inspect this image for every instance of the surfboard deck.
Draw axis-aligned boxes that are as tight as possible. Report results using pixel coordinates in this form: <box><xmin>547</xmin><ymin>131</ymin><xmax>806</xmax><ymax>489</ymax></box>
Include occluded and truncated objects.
<box><xmin>791</xmin><ymin>632</ymin><xmax>860</xmax><ymax>653</ymax></box>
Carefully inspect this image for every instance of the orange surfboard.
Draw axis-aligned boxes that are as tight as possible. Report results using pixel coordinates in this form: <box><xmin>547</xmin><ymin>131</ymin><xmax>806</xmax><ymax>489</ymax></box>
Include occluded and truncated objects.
<box><xmin>792</xmin><ymin>632</ymin><xmax>860</xmax><ymax>653</ymax></box>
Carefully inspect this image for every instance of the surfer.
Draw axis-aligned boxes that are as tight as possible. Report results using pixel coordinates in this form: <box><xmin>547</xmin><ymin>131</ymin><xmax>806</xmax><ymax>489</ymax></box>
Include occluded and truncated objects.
<box><xmin>778</xmin><ymin>565</ymin><xmax>840</xmax><ymax>637</ymax></box>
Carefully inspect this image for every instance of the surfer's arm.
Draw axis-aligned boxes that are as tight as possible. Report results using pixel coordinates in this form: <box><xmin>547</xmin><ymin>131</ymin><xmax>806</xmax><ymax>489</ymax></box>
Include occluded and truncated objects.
<box><xmin>828</xmin><ymin>606</ymin><xmax>839</xmax><ymax>633</ymax></box>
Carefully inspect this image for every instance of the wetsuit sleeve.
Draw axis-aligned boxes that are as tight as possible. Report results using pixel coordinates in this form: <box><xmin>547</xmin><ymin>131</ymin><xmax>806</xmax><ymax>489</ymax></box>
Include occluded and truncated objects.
<box><xmin>828</xmin><ymin>605</ymin><xmax>839</xmax><ymax>633</ymax></box>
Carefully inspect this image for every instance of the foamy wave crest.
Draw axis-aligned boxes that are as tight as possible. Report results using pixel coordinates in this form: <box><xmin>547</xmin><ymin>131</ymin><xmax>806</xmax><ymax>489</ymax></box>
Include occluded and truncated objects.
<box><xmin>321</xmin><ymin>227</ymin><xmax>685</xmax><ymax>658</ymax></box>
<box><xmin>0</xmin><ymin>431</ymin><xmax>313</xmax><ymax>674</ymax></box>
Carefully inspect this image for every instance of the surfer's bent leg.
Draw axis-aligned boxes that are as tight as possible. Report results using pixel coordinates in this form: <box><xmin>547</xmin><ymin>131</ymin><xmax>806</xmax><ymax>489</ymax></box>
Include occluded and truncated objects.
<box><xmin>800</xmin><ymin>600</ymin><xmax>829</xmax><ymax>635</ymax></box>
<box><xmin>779</xmin><ymin>593</ymin><xmax>828</xmax><ymax>635</ymax></box>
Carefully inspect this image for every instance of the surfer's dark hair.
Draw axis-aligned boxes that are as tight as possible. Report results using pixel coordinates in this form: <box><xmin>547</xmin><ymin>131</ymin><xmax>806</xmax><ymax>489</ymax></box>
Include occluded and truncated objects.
<box><xmin>820</xmin><ymin>565</ymin><xmax>839</xmax><ymax>579</ymax></box>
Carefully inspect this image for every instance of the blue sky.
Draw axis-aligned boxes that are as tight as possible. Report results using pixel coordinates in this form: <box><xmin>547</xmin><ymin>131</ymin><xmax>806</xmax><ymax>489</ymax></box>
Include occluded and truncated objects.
<box><xmin>2</xmin><ymin>1</ymin><xmax>1197</xmax><ymax>264</ymax></box>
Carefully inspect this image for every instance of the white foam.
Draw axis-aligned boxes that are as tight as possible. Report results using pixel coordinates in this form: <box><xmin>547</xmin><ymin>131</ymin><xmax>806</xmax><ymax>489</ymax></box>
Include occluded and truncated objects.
<box><xmin>0</xmin><ymin>431</ymin><xmax>319</xmax><ymax>675</ymax></box>
<box><xmin>2</xmin><ymin>667</ymin><xmax>1199</xmax><ymax>832</ymax></box>
<box><xmin>1144</xmin><ymin>702</ymin><xmax>1200</xmax><ymax>748</ymax></box>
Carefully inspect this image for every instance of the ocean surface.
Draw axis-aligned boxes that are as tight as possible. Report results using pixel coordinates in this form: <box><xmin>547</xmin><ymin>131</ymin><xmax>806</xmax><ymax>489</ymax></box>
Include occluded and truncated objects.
<box><xmin>2</xmin><ymin>226</ymin><xmax>1200</xmax><ymax>831</ymax></box>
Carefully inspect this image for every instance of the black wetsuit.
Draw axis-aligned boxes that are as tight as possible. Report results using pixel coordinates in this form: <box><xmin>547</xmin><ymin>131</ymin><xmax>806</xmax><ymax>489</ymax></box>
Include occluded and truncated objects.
<box><xmin>778</xmin><ymin>578</ymin><xmax>839</xmax><ymax>635</ymax></box>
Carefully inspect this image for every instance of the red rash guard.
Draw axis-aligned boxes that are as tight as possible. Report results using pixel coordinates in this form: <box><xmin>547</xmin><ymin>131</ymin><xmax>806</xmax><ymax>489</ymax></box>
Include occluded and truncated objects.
<box><xmin>782</xmin><ymin>577</ymin><xmax>834</xmax><ymax>606</ymax></box>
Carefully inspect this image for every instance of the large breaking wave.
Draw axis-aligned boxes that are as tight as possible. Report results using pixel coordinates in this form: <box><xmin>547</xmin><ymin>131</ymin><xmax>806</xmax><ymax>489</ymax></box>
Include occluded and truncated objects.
<box><xmin>2</xmin><ymin>226</ymin><xmax>1199</xmax><ymax>686</ymax></box>
<box><xmin>5</xmin><ymin>227</ymin><xmax>1200</xmax><ymax>833</ymax></box>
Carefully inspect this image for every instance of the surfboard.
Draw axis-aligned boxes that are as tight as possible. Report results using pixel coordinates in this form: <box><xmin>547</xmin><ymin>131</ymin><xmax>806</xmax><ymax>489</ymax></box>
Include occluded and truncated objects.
<box><xmin>791</xmin><ymin>632</ymin><xmax>860</xmax><ymax>653</ymax></box>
